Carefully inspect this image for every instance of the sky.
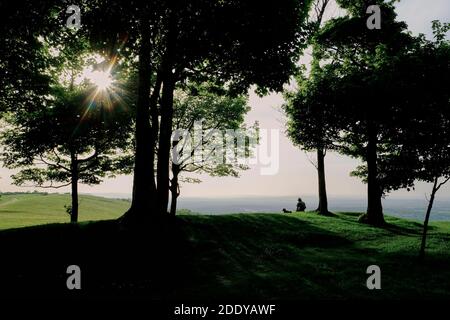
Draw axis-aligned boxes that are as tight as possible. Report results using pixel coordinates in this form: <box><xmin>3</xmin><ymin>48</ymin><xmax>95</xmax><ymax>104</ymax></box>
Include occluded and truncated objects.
<box><xmin>0</xmin><ymin>0</ymin><xmax>449</xmax><ymax>199</ymax></box>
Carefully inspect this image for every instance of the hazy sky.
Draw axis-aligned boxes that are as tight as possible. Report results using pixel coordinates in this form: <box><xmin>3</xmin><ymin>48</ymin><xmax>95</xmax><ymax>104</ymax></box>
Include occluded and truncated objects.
<box><xmin>1</xmin><ymin>0</ymin><xmax>449</xmax><ymax>199</ymax></box>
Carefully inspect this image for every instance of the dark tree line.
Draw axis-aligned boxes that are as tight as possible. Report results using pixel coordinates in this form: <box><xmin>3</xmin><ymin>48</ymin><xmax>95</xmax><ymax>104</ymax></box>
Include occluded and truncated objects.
<box><xmin>284</xmin><ymin>0</ymin><xmax>449</xmax><ymax>257</ymax></box>
<box><xmin>77</xmin><ymin>0</ymin><xmax>313</xmax><ymax>223</ymax></box>
<box><xmin>0</xmin><ymin>0</ymin><xmax>313</xmax><ymax>224</ymax></box>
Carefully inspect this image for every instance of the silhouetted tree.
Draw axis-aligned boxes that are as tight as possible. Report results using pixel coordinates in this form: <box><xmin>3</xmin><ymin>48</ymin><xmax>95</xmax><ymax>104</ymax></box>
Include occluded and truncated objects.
<box><xmin>314</xmin><ymin>0</ymin><xmax>415</xmax><ymax>225</ymax></box>
<box><xmin>414</xmin><ymin>24</ymin><xmax>450</xmax><ymax>260</ymax></box>
<box><xmin>283</xmin><ymin>0</ymin><xmax>338</xmax><ymax>216</ymax></box>
<box><xmin>284</xmin><ymin>64</ymin><xmax>342</xmax><ymax>216</ymax></box>
<box><xmin>79</xmin><ymin>0</ymin><xmax>313</xmax><ymax>224</ymax></box>
<box><xmin>373</xmin><ymin>23</ymin><xmax>450</xmax><ymax>259</ymax></box>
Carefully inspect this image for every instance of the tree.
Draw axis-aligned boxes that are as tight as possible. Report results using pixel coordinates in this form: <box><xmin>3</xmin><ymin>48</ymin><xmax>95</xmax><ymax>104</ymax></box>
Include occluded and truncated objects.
<box><xmin>1</xmin><ymin>55</ymin><xmax>133</xmax><ymax>223</ymax></box>
<box><xmin>78</xmin><ymin>0</ymin><xmax>313</xmax><ymax>224</ymax></box>
<box><xmin>283</xmin><ymin>0</ymin><xmax>337</xmax><ymax>216</ymax></box>
<box><xmin>414</xmin><ymin>24</ymin><xmax>450</xmax><ymax>260</ymax></box>
<box><xmin>169</xmin><ymin>82</ymin><xmax>256</xmax><ymax>215</ymax></box>
<box><xmin>375</xmin><ymin>23</ymin><xmax>450</xmax><ymax>258</ymax></box>
<box><xmin>314</xmin><ymin>0</ymin><xmax>415</xmax><ymax>225</ymax></box>
<box><xmin>284</xmin><ymin>64</ymin><xmax>341</xmax><ymax>216</ymax></box>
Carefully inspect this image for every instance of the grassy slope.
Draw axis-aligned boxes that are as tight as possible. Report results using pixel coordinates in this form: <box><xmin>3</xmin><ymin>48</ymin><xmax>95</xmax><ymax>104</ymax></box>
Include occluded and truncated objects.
<box><xmin>177</xmin><ymin>213</ymin><xmax>450</xmax><ymax>299</ymax></box>
<box><xmin>0</xmin><ymin>210</ymin><xmax>449</xmax><ymax>300</ymax></box>
<box><xmin>0</xmin><ymin>193</ymin><xmax>129</xmax><ymax>229</ymax></box>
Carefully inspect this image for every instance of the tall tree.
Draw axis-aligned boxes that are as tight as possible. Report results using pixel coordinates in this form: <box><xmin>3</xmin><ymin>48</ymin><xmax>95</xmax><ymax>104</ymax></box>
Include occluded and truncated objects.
<box><xmin>315</xmin><ymin>0</ymin><xmax>414</xmax><ymax>225</ymax></box>
<box><xmin>80</xmin><ymin>0</ymin><xmax>313</xmax><ymax>223</ymax></box>
<box><xmin>284</xmin><ymin>64</ymin><xmax>343</xmax><ymax>215</ymax></box>
<box><xmin>414</xmin><ymin>23</ymin><xmax>450</xmax><ymax>260</ymax></box>
<box><xmin>372</xmin><ymin>23</ymin><xmax>450</xmax><ymax>258</ymax></box>
<box><xmin>283</xmin><ymin>0</ymin><xmax>336</xmax><ymax>216</ymax></box>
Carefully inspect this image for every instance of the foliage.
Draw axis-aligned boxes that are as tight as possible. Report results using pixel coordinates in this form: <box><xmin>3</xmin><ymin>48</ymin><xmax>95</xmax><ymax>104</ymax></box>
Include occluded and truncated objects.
<box><xmin>80</xmin><ymin>0</ymin><xmax>313</xmax><ymax>93</ymax></box>
<box><xmin>283</xmin><ymin>64</ymin><xmax>342</xmax><ymax>153</ymax></box>
<box><xmin>309</xmin><ymin>1</ymin><xmax>416</xmax><ymax>220</ymax></box>
<box><xmin>2</xmin><ymin>82</ymin><xmax>133</xmax><ymax>189</ymax></box>
<box><xmin>1</xmin><ymin>31</ymin><xmax>134</xmax><ymax>192</ymax></box>
<box><xmin>348</xmin><ymin>24</ymin><xmax>450</xmax><ymax>194</ymax></box>
<box><xmin>0</xmin><ymin>1</ymin><xmax>57</xmax><ymax>115</ymax></box>
<box><xmin>172</xmin><ymin>82</ymin><xmax>255</xmax><ymax>180</ymax></box>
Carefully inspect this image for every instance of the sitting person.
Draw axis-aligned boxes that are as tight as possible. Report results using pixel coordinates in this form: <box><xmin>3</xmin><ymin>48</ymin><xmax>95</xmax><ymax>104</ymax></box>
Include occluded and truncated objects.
<box><xmin>296</xmin><ymin>198</ymin><xmax>306</xmax><ymax>212</ymax></box>
<box><xmin>282</xmin><ymin>208</ymin><xmax>292</xmax><ymax>213</ymax></box>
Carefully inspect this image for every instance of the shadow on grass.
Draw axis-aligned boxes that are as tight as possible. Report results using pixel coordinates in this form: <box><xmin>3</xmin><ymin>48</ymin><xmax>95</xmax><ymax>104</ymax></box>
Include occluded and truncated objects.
<box><xmin>0</xmin><ymin>220</ymin><xmax>173</xmax><ymax>299</ymax></box>
<box><xmin>0</xmin><ymin>214</ymin><xmax>352</xmax><ymax>299</ymax></box>
<box><xmin>0</xmin><ymin>213</ymin><xmax>449</xmax><ymax>300</ymax></box>
<box><xmin>382</xmin><ymin>221</ymin><xmax>426</xmax><ymax>235</ymax></box>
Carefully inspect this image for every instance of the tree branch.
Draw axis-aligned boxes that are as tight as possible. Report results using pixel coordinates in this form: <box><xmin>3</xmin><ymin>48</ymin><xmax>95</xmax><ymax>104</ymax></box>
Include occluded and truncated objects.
<box><xmin>39</xmin><ymin>154</ymin><xmax>70</xmax><ymax>172</ymax></box>
<box><xmin>19</xmin><ymin>181</ymin><xmax>72</xmax><ymax>189</ymax></box>
<box><xmin>436</xmin><ymin>176</ymin><xmax>450</xmax><ymax>192</ymax></box>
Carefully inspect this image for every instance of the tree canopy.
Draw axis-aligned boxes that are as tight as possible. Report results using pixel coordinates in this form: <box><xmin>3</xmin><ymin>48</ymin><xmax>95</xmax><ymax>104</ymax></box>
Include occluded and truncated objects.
<box><xmin>74</xmin><ymin>0</ymin><xmax>314</xmax><ymax>220</ymax></box>
<box><xmin>1</xmin><ymin>37</ymin><xmax>134</xmax><ymax>222</ymax></box>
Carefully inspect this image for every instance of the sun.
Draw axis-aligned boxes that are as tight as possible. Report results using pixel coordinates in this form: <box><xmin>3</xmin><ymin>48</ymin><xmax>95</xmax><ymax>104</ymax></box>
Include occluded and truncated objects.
<box><xmin>86</xmin><ymin>70</ymin><xmax>113</xmax><ymax>90</ymax></box>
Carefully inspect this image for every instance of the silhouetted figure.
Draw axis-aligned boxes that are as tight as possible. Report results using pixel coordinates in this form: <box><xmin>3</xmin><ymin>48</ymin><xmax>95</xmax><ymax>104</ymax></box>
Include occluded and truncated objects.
<box><xmin>296</xmin><ymin>198</ymin><xmax>306</xmax><ymax>212</ymax></box>
<box><xmin>282</xmin><ymin>208</ymin><xmax>292</xmax><ymax>213</ymax></box>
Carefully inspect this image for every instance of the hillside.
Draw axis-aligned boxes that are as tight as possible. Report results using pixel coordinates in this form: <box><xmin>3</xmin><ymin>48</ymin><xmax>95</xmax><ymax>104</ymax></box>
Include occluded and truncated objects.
<box><xmin>0</xmin><ymin>193</ymin><xmax>130</xmax><ymax>229</ymax></box>
<box><xmin>1</xmin><ymin>211</ymin><xmax>449</xmax><ymax>300</ymax></box>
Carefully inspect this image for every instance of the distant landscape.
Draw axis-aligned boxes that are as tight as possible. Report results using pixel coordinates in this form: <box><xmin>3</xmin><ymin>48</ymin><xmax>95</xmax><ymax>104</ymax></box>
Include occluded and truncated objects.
<box><xmin>1</xmin><ymin>192</ymin><xmax>449</xmax><ymax>231</ymax></box>
<box><xmin>96</xmin><ymin>193</ymin><xmax>450</xmax><ymax>220</ymax></box>
<box><xmin>177</xmin><ymin>196</ymin><xmax>450</xmax><ymax>221</ymax></box>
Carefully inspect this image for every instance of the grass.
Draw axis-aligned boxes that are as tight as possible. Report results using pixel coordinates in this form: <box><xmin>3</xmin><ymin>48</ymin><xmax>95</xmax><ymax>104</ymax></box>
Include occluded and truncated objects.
<box><xmin>0</xmin><ymin>209</ymin><xmax>449</xmax><ymax>300</ymax></box>
<box><xmin>0</xmin><ymin>193</ymin><xmax>130</xmax><ymax>229</ymax></box>
<box><xmin>175</xmin><ymin>212</ymin><xmax>450</xmax><ymax>300</ymax></box>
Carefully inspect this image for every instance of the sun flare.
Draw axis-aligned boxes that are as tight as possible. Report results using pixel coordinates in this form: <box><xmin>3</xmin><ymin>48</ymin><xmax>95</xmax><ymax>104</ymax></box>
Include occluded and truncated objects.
<box><xmin>86</xmin><ymin>70</ymin><xmax>113</xmax><ymax>90</ymax></box>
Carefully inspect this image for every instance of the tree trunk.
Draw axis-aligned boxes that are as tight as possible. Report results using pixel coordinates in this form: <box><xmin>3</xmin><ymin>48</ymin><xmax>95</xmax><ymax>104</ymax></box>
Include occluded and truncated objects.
<box><xmin>150</xmin><ymin>73</ymin><xmax>162</xmax><ymax>168</ymax></box>
<box><xmin>317</xmin><ymin>148</ymin><xmax>329</xmax><ymax>216</ymax></box>
<box><xmin>70</xmin><ymin>153</ymin><xmax>79</xmax><ymax>223</ymax></box>
<box><xmin>125</xmin><ymin>16</ymin><xmax>157</xmax><ymax>222</ymax></box>
<box><xmin>169</xmin><ymin>165</ymin><xmax>180</xmax><ymax>216</ymax></box>
<box><xmin>419</xmin><ymin>178</ymin><xmax>438</xmax><ymax>261</ymax></box>
<box><xmin>364</xmin><ymin>121</ymin><xmax>385</xmax><ymax>226</ymax></box>
<box><xmin>157</xmin><ymin>72</ymin><xmax>175</xmax><ymax>214</ymax></box>
<box><xmin>156</xmin><ymin>13</ymin><xmax>177</xmax><ymax>215</ymax></box>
